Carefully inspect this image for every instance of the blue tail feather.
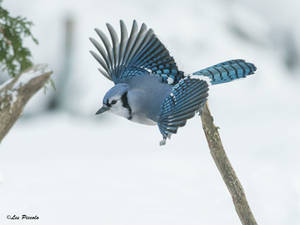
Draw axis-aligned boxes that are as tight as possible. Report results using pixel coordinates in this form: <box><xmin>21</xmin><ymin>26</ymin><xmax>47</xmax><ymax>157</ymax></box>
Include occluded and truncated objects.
<box><xmin>192</xmin><ymin>59</ymin><xmax>256</xmax><ymax>85</ymax></box>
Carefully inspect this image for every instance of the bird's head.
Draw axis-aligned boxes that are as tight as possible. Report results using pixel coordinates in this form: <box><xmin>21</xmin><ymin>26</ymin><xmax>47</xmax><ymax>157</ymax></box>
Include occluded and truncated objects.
<box><xmin>96</xmin><ymin>83</ymin><xmax>131</xmax><ymax>119</ymax></box>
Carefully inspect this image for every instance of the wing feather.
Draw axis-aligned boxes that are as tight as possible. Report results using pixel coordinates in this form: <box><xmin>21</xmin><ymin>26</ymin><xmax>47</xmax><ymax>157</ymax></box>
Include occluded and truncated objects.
<box><xmin>106</xmin><ymin>23</ymin><xmax>120</xmax><ymax>68</ymax></box>
<box><xmin>90</xmin><ymin>20</ymin><xmax>184</xmax><ymax>84</ymax></box>
<box><xmin>158</xmin><ymin>78</ymin><xmax>209</xmax><ymax>141</ymax></box>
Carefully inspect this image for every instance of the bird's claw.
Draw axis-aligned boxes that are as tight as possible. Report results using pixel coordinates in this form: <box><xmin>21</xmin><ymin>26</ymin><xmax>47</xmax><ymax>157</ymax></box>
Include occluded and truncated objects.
<box><xmin>159</xmin><ymin>138</ymin><xmax>166</xmax><ymax>146</ymax></box>
<box><xmin>159</xmin><ymin>134</ymin><xmax>172</xmax><ymax>146</ymax></box>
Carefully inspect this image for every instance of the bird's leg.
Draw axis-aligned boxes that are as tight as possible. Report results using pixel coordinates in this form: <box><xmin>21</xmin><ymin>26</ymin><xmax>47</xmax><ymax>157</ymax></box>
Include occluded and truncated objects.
<box><xmin>159</xmin><ymin>133</ymin><xmax>172</xmax><ymax>146</ymax></box>
<box><xmin>159</xmin><ymin>138</ymin><xmax>167</xmax><ymax>146</ymax></box>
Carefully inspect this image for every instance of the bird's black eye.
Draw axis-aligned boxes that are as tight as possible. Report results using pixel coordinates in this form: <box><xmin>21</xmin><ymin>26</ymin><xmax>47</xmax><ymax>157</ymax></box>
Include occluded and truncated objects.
<box><xmin>111</xmin><ymin>100</ymin><xmax>117</xmax><ymax>105</ymax></box>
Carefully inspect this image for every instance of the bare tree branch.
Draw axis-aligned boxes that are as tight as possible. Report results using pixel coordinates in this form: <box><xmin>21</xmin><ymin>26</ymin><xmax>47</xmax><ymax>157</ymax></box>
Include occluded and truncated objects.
<box><xmin>201</xmin><ymin>103</ymin><xmax>258</xmax><ymax>225</ymax></box>
<box><xmin>0</xmin><ymin>65</ymin><xmax>52</xmax><ymax>142</ymax></box>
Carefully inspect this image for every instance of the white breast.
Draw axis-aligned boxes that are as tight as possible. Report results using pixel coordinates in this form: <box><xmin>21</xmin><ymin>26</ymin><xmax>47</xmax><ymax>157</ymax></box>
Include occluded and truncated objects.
<box><xmin>109</xmin><ymin>100</ymin><xmax>156</xmax><ymax>125</ymax></box>
<box><xmin>110</xmin><ymin>101</ymin><xmax>130</xmax><ymax>118</ymax></box>
<box><xmin>131</xmin><ymin>113</ymin><xmax>156</xmax><ymax>125</ymax></box>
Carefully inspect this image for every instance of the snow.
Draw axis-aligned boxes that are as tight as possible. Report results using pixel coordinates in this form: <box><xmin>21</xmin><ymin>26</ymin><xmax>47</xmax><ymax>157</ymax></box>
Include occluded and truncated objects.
<box><xmin>0</xmin><ymin>81</ymin><xmax>18</xmax><ymax>110</ymax></box>
<box><xmin>0</xmin><ymin>64</ymin><xmax>51</xmax><ymax>110</ymax></box>
<box><xmin>1</xmin><ymin>108</ymin><xmax>299</xmax><ymax>225</ymax></box>
<box><xmin>1</xmin><ymin>0</ymin><xmax>300</xmax><ymax>225</ymax></box>
<box><xmin>12</xmin><ymin>64</ymin><xmax>51</xmax><ymax>89</ymax></box>
<box><xmin>0</xmin><ymin>77</ymin><xmax>12</xmax><ymax>90</ymax></box>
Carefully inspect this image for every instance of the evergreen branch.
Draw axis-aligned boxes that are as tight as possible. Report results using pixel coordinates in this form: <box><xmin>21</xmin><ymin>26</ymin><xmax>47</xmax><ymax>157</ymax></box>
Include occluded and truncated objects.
<box><xmin>0</xmin><ymin>0</ymin><xmax>38</xmax><ymax>77</ymax></box>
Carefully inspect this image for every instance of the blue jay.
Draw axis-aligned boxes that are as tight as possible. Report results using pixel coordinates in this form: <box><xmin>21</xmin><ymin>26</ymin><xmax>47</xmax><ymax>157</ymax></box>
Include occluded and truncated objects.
<box><xmin>90</xmin><ymin>20</ymin><xmax>256</xmax><ymax>145</ymax></box>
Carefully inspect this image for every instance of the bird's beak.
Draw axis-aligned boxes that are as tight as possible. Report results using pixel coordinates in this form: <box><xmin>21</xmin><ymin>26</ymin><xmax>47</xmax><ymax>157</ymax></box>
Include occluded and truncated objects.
<box><xmin>95</xmin><ymin>106</ymin><xmax>109</xmax><ymax>115</ymax></box>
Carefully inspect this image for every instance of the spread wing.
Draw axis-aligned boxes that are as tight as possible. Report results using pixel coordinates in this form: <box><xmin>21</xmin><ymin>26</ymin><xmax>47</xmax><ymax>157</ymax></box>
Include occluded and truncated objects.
<box><xmin>158</xmin><ymin>77</ymin><xmax>209</xmax><ymax>144</ymax></box>
<box><xmin>89</xmin><ymin>20</ymin><xmax>184</xmax><ymax>85</ymax></box>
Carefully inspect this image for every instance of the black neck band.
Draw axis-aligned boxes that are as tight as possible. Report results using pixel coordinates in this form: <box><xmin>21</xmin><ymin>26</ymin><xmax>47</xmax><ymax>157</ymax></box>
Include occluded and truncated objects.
<box><xmin>121</xmin><ymin>92</ymin><xmax>132</xmax><ymax>120</ymax></box>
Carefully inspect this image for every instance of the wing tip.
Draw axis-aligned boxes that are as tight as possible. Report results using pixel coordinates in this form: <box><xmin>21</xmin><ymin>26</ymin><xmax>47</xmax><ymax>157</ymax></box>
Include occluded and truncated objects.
<box><xmin>89</xmin><ymin>49</ymin><xmax>97</xmax><ymax>57</ymax></box>
<box><xmin>120</xmin><ymin>19</ymin><xmax>126</xmax><ymax>26</ymax></box>
<box><xmin>106</xmin><ymin>23</ymin><xmax>115</xmax><ymax>33</ymax></box>
<box><xmin>89</xmin><ymin>37</ymin><xmax>96</xmax><ymax>44</ymax></box>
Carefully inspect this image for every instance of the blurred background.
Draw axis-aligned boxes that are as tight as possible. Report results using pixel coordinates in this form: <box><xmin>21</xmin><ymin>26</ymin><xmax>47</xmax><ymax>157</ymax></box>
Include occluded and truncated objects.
<box><xmin>0</xmin><ymin>0</ymin><xmax>299</xmax><ymax>224</ymax></box>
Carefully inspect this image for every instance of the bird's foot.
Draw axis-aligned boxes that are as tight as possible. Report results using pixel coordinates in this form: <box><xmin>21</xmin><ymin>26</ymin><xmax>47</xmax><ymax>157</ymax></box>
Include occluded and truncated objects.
<box><xmin>159</xmin><ymin>138</ymin><xmax>167</xmax><ymax>146</ymax></box>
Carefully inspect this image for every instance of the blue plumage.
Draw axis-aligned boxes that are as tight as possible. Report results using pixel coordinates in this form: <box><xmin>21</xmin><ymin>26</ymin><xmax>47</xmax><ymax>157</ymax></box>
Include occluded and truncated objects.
<box><xmin>90</xmin><ymin>20</ymin><xmax>257</xmax><ymax>145</ymax></box>
<box><xmin>158</xmin><ymin>78</ymin><xmax>208</xmax><ymax>144</ymax></box>
<box><xmin>90</xmin><ymin>20</ymin><xmax>184</xmax><ymax>85</ymax></box>
<box><xmin>192</xmin><ymin>59</ymin><xmax>256</xmax><ymax>85</ymax></box>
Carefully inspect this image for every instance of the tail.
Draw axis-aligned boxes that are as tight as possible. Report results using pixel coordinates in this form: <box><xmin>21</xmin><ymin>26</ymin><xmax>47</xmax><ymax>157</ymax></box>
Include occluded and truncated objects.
<box><xmin>192</xmin><ymin>59</ymin><xmax>256</xmax><ymax>85</ymax></box>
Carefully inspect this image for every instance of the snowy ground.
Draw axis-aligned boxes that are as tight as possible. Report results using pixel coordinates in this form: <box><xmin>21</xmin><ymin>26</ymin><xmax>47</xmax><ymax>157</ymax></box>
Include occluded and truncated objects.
<box><xmin>1</xmin><ymin>0</ymin><xmax>300</xmax><ymax>224</ymax></box>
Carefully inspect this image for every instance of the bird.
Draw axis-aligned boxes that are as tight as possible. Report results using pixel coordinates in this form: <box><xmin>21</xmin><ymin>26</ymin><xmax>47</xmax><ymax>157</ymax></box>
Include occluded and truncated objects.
<box><xmin>89</xmin><ymin>20</ymin><xmax>256</xmax><ymax>145</ymax></box>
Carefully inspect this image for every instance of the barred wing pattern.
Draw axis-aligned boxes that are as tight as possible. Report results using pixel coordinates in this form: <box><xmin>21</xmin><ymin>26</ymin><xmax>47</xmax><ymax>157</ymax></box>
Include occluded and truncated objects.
<box><xmin>90</xmin><ymin>20</ymin><xmax>184</xmax><ymax>85</ymax></box>
<box><xmin>192</xmin><ymin>59</ymin><xmax>256</xmax><ymax>85</ymax></box>
<box><xmin>158</xmin><ymin>78</ymin><xmax>209</xmax><ymax>144</ymax></box>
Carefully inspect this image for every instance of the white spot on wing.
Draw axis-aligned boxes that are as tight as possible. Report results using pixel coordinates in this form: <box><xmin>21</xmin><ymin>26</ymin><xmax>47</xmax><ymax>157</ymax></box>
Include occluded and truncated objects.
<box><xmin>188</xmin><ymin>74</ymin><xmax>211</xmax><ymax>86</ymax></box>
<box><xmin>170</xmin><ymin>92</ymin><xmax>176</xmax><ymax>102</ymax></box>
<box><xmin>167</xmin><ymin>77</ymin><xmax>174</xmax><ymax>84</ymax></box>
